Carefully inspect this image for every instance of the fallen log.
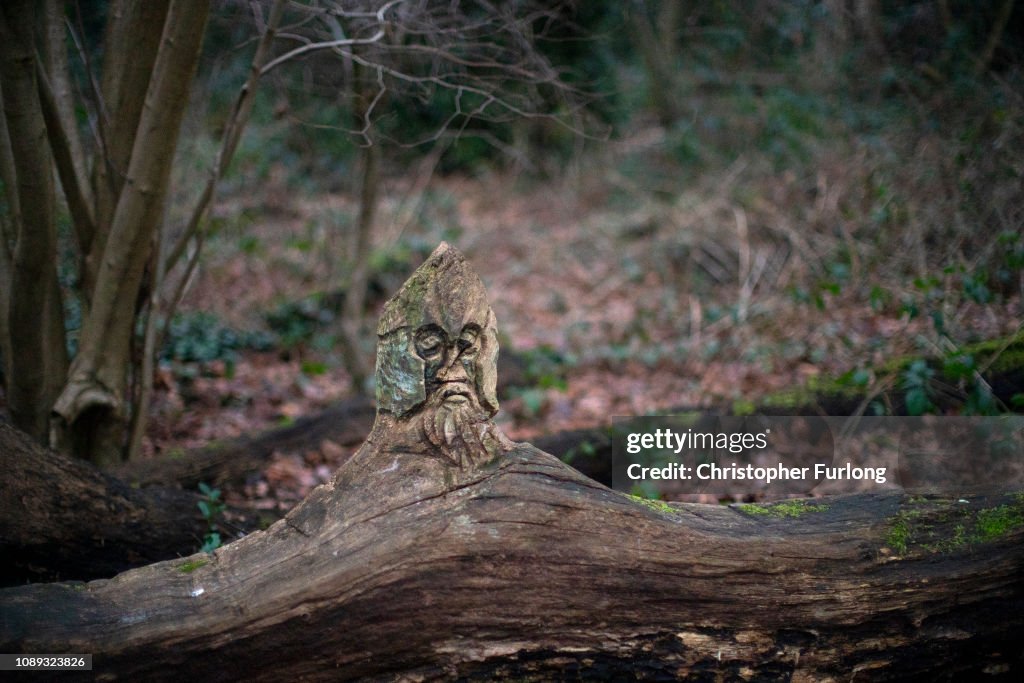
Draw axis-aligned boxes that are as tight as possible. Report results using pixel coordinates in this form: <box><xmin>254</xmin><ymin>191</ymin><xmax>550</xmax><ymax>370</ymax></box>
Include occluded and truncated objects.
<box><xmin>1</xmin><ymin>441</ymin><xmax>1022</xmax><ymax>680</ymax></box>
<box><xmin>2</xmin><ymin>244</ymin><xmax>1021</xmax><ymax>680</ymax></box>
<box><xmin>0</xmin><ymin>422</ymin><xmax>262</xmax><ymax>586</ymax></box>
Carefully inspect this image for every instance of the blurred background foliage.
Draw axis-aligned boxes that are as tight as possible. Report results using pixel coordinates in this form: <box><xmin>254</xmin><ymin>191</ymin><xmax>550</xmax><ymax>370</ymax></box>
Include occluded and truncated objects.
<box><xmin>187</xmin><ymin>1</ymin><xmax>1023</xmax><ymax>408</ymax></box>
<box><xmin>22</xmin><ymin>0</ymin><xmax>1024</xmax><ymax>445</ymax></box>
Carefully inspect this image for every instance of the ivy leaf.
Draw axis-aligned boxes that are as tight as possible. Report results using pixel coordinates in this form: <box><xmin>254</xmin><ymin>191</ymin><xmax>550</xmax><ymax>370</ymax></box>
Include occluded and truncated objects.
<box><xmin>905</xmin><ymin>387</ymin><xmax>932</xmax><ymax>416</ymax></box>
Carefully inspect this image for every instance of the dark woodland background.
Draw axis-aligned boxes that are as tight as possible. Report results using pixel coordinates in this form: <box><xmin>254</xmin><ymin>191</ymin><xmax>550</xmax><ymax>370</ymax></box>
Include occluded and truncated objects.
<box><xmin>1</xmin><ymin>0</ymin><xmax>1023</xmax><ymax>529</ymax></box>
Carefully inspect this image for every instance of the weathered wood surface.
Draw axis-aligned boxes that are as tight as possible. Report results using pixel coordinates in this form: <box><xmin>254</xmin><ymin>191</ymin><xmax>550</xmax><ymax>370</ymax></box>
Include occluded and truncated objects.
<box><xmin>1</xmin><ymin>440</ymin><xmax>1022</xmax><ymax>680</ymax></box>
<box><xmin>0</xmin><ymin>422</ymin><xmax>260</xmax><ymax>585</ymax></box>
<box><xmin>0</xmin><ymin>396</ymin><xmax>607</xmax><ymax>586</ymax></box>
<box><xmin>4</xmin><ymin>244</ymin><xmax>1022</xmax><ymax>680</ymax></box>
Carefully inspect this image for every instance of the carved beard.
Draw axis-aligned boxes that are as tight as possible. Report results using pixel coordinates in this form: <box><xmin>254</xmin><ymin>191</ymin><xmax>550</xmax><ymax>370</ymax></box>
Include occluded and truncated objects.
<box><xmin>419</xmin><ymin>388</ymin><xmax>488</xmax><ymax>468</ymax></box>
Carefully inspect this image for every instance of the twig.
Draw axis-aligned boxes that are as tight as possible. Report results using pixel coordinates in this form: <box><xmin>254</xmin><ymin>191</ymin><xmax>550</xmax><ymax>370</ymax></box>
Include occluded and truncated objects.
<box><xmin>65</xmin><ymin>12</ymin><xmax>114</xmax><ymax>183</ymax></box>
<box><xmin>34</xmin><ymin>57</ymin><xmax>97</xmax><ymax>252</ymax></box>
<box><xmin>975</xmin><ymin>0</ymin><xmax>1015</xmax><ymax>76</ymax></box>
<box><xmin>259</xmin><ymin>0</ymin><xmax>404</xmax><ymax>76</ymax></box>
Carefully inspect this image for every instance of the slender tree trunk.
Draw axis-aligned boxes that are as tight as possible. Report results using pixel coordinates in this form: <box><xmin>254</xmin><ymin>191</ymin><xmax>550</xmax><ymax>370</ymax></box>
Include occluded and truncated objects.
<box><xmin>86</xmin><ymin>0</ymin><xmax>171</xmax><ymax>299</ymax></box>
<box><xmin>53</xmin><ymin>0</ymin><xmax>211</xmax><ymax>466</ymax></box>
<box><xmin>338</xmin><ymin>64</ymin><xmax>382</xmax><ymax>391</ymax></box>
<box><xmin>0</xmin><ymin>82</ymin><xmax>18</xmax><ymax>389</ymax></box>
<box><xmin>41</xmin><ymin>0</ymin><xmax>93</xmax><ymax>250</ymax></box>
<box><xmin>631</xmin><ymin>0</ymin><xmax>684</xmax><ymax>126</ymax></box>
<box><xmin>0</xmin><ymin>0</ymin><xmax>68</xmax><ymax>445</ymax></box>
<box><xmin>339</xmin><ymin>141</ymin><xmax>379</xmax><ymax>390</ymax></box>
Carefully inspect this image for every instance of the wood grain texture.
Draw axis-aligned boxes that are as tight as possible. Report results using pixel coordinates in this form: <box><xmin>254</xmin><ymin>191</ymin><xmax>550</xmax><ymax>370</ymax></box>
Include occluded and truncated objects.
<box><xmin>0</xmin><ymin>422</ymin><xmax>258</xmax><ymax>585</ymax></box>
<box><xmin>4</xmin><ymin>244</ymin><xmax>1021</xmax><ymax>679</ymax></box>
<box><xmin>2</xmin><ymin>436</ymin><xmax>1021</xmax><ymax>680</ymax></box>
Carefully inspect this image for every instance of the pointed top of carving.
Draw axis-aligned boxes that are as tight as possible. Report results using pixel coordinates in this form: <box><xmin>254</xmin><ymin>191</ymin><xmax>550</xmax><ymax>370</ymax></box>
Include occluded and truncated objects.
<box><xmin>377</xmin><ymin>242</ymin><xmax>490</xmax><ymax>337</ymax></box>
<box><xmin>431</xmin><ymin>240</ymin><xmax>453</xmax><ymax>258</ymax></box>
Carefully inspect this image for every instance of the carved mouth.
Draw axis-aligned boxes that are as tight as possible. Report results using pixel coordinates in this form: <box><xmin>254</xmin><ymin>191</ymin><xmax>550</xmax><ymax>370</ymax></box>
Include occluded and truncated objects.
<box><xmin>440</xmin><ymin>384</ymin><xmax>472</xmax><ymax>403</ymax></box>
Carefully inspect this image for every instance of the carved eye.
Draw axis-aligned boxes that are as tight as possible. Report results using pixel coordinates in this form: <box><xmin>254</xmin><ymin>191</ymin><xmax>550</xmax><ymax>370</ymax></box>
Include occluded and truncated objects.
<box><xmin>458</xmin><ymin>326</ymin><xmax>480</xmax><ymax>357</ymax></box>
<box><xmin>415</xmin><ymin>328</ymin><xmax>445</xmax><ymax>360</ymax></box>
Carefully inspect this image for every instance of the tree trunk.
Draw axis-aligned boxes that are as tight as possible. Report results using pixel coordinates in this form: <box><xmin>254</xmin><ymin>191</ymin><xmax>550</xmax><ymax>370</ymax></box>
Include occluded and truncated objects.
<box><xmin>53</xmin><ymin>0</ymin><xmax>211</xmax><ymax>466</ymax></box>
<box><xmin>631</xmin><ymin>0</ymin><xmax>684</xmax><ymax>126</ymax></box>
<box><xmin>0</xmin><ymin>422</ymin><xmax>263</xmax><ymax>586</ymax></box>
<box><xmin>0</xmin><ymin>0</ymin><xmax>68</xmax><ymax>445</ymax></box>
<box><xmin>338</xmin><ymin>61</ymin><xmax>383</xmax><ymax>392</ymax></box>
<box><xmin>87</xmin><ymin>0</ymin><xmax>171</xmax><ymax>293</ymax></box>
<box><xmin>2</xmin><ymin>437</ymin><xmax>1021</xmax><ymax>680</ymax></box>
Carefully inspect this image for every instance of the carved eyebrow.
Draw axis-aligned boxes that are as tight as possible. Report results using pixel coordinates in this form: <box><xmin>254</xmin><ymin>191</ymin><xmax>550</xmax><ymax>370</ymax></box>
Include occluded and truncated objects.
<box><xmin>415</xmin><ymin>325</ymin><xmax>445</xmax><ymax>339</ymax></box>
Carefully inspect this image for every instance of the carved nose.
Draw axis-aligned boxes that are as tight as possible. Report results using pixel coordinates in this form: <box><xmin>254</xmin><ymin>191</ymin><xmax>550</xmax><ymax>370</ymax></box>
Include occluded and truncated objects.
<box><xmin>437</xmin><ymin>353</ymin><xmax>469</xmax><ymax>383</ymax></box>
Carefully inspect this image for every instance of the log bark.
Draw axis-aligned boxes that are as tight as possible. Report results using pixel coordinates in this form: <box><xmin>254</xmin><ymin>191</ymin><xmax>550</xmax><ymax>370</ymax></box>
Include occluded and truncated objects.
<box><xmin>1</xmin><ymin>438</ymin><xmax>1022</xmax><ymax>680</ymax></box>
<box><xmin>3</xmin><ymin>243</ymin><xmax>1023</xmax><ymax>679</ymax></box>
<box><xmin>0</xmin><ymin>422</ymin><xmax>261</xmax><ymax>586</ymax></box>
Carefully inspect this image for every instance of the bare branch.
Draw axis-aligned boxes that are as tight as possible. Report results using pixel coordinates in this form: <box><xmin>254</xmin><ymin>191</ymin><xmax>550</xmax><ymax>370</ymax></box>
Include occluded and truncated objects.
<box><xmin>260</xmin><ymin>0</ymin><xmax>404</xmax><ymax>76</ymax></box>
<box><xmin>43</xmin><ymin>0</ymin><xmax>91</xmax><ymax>211</ymax></box>
<box><xmin>65</xmin><ymin>13</ymin><xmax>113</xmax><ymax>185</ymax></box>
<box><xmin>35</xmin><ymin>58</ymin><xmax>97</xmax><ymax>254</ymax></box>
<box><xmin>975</xmin><ymin>0</ymin><xmax>1015</xmax><ymax>75</ymax></box>
<box><xmin>126</xmin><ymin>225</ymin><xmax>167</xmax><ymax>463</ymax></box>
<box><xmin>0</xmin><ymin>82</ymin><xmax>19</xmax><ymax>261</ymax></box>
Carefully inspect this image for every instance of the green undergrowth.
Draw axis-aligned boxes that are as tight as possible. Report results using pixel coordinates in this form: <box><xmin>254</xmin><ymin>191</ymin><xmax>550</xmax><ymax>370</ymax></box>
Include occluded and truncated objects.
<box><xmin>736</xmin><ymin>500</ymin><xmax>829</xmax><ymax>518</ymax></box>
<box><xmin>872</xmin><ymin>331</ymin><xmax>1024</xmax><ymax>382</ymax></box>
<box><xmin>733</xmin><ymin>330</ymin><xmax>1024</xmax><ymax>417</ymax></box>
<box><xmin>884</xmin><ymin>493</ymin><xmax>1024</xmax><ymax>557</ymax></box>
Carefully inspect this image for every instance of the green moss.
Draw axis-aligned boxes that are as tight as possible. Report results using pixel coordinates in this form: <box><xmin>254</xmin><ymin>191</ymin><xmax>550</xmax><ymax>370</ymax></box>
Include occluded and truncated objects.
<box><xmin>754</xmin><ymin>330</ymin><xmax>1024</xmax><ymax>416</ymax></box>
<box><xmin>629</xmin><ymin>495</ymin><xmax>677</xmax><ymax>515</ymax></box>
<box><xmin>877</xmin><ymin>331</ymin><xmax>1024</xmax><ymax>381</ymax></box>
<box><xmin>885</xmin><ymin>518</ymin><xmax>910</xmax><ymax>555</ymax></box>
<box><xmin>975</xmin><ymin>504</ymin><xmax>1024</xmax><ymax>541</ymax></box>
<box><xmin>177</xmin><ymin>558</ymin><xmax>209</xmax><ymax>574</ymax></box>
<box><xmin>732</xmin><ymin>398</ymin><xmax>756</xmax><ymax>416</ymax></box>
<box><xmin>884</xmin><ymin>494</ymin><xmax>1024</xmax><ymax>557</ymax></box>
<box><xmin>758</xmin><ymin>377</ymin><xmax>861</xmax><ymax>410</ymax></box>
<box><xmin>737</xmin><ymin>500</ymin><xmax>829</xmax><ymax>518</ymax></box>
<box><xmin>958</xmin><ymin>331</ymin><xmax>1024</xmax><ymax>375</ymax></box>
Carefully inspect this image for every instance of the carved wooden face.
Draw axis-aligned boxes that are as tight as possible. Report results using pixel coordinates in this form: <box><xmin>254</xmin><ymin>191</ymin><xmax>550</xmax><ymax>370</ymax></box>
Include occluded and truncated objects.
<box><xmin>375</xmin><ymin>243</ymin><xmax>499</xmax><ymax>418</ymax></box>
<box><xmin>414</xmin><ymin>323</ymin><xmax>482</xmax><ymax>405</ymax></box>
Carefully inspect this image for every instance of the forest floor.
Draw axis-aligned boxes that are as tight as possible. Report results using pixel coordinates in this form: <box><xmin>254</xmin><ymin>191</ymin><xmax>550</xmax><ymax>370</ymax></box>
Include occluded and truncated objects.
<box><xmin>140</xmin><ymin>127</ymin><xmax>1023</xmax><ymax>512</ymax></box>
